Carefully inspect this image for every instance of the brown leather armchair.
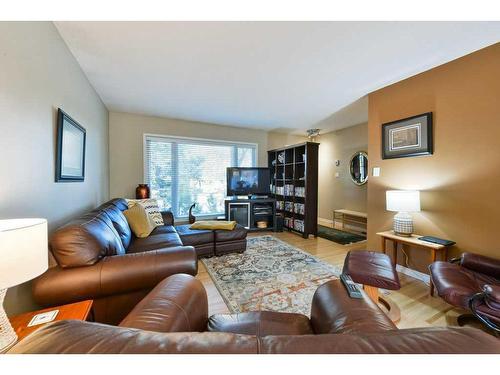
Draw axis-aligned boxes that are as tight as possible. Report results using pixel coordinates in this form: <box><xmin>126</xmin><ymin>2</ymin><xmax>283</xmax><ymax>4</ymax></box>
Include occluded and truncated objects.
<box><xmin>11</xmin><ymin>275</ymin><xmax>499</xmax><ymax>354</ymax></box>
<box><xmin>429</xmin><ymin>252</ymin><xmax>500</xmax><ymax>333</ymax></box>
<box><xmin>33</xmin><ymin>199</ymin><xmax>198</xmax><ymax>325</ymax></box>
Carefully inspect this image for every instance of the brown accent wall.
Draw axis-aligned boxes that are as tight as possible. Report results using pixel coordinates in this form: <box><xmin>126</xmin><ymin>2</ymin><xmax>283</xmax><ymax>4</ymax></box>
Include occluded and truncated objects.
<box><xmin>367</xmin><ymin>43</ymin><xmax>500</xmax><ymax>274</ymax></box>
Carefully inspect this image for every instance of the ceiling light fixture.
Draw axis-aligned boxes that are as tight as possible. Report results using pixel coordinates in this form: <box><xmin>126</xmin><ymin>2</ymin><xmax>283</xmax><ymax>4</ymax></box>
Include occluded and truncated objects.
<box><xmin>306</xmin><ymin>128</ymin><xmax>321</xmax><ymax>141</ymax></box>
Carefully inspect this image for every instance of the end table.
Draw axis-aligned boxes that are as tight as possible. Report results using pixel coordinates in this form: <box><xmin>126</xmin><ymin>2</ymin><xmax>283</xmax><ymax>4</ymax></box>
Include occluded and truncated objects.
<box><xmin>9</xmin><ymin>299</ymin><xmax>93</xmax><ymax>343</ymax></box>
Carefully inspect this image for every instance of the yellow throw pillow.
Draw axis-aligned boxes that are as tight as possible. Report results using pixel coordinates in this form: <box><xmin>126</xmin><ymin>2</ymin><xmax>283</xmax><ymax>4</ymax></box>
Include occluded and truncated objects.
<box><xmin>190</xmin><ymin>220</ymin><xmax>237</xmax><ymax>231</ymax></box>
<box><xmin>123</xmin><ymin>203</ymin><xmax>156</xmax><ymax>238</ymax></box>
<box><xmin>125</xmin><ymin>198</ymin><xmax>164</xmax><ymax>227</ymax></box>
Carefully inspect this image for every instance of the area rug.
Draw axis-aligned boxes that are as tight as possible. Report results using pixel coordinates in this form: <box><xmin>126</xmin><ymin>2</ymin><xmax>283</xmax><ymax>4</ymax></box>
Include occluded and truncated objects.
<box><xmin>317</xmin><ymin>225</ymin><xmax>366</xmax><ymax>245</ymax></box>
<box><xmin>201</xmin><ymin>235</ymin><xmax>341</xmax><ymax>316</ymax></box>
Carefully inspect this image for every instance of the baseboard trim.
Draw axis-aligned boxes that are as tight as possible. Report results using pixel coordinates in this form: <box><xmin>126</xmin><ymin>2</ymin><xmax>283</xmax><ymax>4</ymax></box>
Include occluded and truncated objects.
<box><xmin>318</xmin><ymin>217</ymin><xmax>333</xmax><ymax>227</ymax></box>
<box><xmin>318</xmin><ymin>217</ymin><xmax>366</xmax><ymax>234</ymax></box>
<box><xmin>396</xmin><ymin>265</ymin><xmax>430</xmax><ymax>285</ymax></box>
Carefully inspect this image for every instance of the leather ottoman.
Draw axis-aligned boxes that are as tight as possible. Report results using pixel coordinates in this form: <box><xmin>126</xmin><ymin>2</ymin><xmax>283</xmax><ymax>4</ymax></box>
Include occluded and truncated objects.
<box><xmin>175</xmin><ymin>224</ymin><xmax>215</xmax><ymax>258</ymax></box>
<box><xmin>214</xmin><ymin>224</ymin><xmax>247</xmax><ymax>256</ymax></box>
<box><xmin>342</xmin><ymin>250</ymin><xmax>401</xmax><ymax>322</ymax></box>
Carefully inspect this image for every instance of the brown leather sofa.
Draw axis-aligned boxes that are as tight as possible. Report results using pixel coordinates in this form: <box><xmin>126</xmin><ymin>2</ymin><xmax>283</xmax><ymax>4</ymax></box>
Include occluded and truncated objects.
<box><xmin>33</xmin><ymin>198</ymin><xmax>247</xmax><ymax>324</ymax></box>
<box><xmin>32</xmin><ymin>198</ymin><xmax>199</xmax><ymax>325</ymax></box>
<box><xmin>15</xmin><ymin>274</ymin><xmax>499</xmax><ymax>354</ymax></box>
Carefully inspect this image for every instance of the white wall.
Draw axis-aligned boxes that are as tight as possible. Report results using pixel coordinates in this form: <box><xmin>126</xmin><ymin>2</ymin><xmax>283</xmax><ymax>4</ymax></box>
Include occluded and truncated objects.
<box><xmin>267</xmin><ymin>132</ymin><xmax>307</xmax><ymax>150</ymax></box>
<box><xmin>0</xmin><ymin>22</ymin><xmax>109</xmax><ymax>315</ymax></box>
<box><xmin>109</xmin><ymin>111</ymin><xmax>275</xmax><ymax>199</ymax></box>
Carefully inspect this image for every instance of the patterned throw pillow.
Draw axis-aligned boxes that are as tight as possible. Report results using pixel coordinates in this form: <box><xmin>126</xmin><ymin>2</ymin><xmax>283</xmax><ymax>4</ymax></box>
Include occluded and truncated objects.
<box><xmin>126</xmin><ymin>198</ymin><xmax>164</xmax><ymax>227</ymax></box>
<box><xmin>123</xmin><ymin>203</ymin><xmax>156</xmax><ymax>238</ymax></box>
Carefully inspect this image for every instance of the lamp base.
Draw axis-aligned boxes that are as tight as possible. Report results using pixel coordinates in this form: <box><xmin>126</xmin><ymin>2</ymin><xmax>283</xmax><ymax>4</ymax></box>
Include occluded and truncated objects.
<box><xmin>393</xmin><ymin>212</ymin><xmax>414</xmax><ymax>236</ymax></box>
<box><xmin>0</xmin><ymin>288</ymin><xmax>17</xmax><ymax>353</ymax></box>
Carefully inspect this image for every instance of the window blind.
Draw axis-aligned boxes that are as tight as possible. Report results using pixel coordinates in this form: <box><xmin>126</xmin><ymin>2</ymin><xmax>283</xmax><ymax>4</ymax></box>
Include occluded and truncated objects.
<box><xmin>145</xmin><ymin>135</ymin><xmax>257</xmax><ymax>217</ymax></box>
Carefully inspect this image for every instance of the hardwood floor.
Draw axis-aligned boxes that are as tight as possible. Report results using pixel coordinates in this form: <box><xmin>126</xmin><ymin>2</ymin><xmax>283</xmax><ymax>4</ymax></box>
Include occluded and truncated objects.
<box><xmin>197</xmin><ymin>230</ymin><xmax>469</xmax><ymax>329</ymax></box>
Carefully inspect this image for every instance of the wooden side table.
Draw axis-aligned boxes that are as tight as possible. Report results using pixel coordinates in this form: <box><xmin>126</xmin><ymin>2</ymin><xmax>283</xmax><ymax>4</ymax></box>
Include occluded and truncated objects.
<box><xmin>9</xmin><ymin>300</ymin><xmax>93</xmax><ymax>343</ymax></box>
<box><xmin>376</xmin><ymin>231</ymin><xmax>452</xmax><ymax>295</ymax></box>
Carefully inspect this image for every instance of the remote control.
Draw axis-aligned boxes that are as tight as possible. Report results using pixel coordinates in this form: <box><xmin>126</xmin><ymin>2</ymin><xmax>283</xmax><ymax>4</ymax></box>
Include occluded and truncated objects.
<box><xmin>340</xmin><ymin>274</ymin><xmax>363</xmax><ymax>299</ymax></box>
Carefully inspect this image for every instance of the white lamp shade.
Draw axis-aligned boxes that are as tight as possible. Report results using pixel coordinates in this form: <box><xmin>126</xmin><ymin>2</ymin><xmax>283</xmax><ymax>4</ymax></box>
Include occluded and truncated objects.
<box><xmin>386</xmin><ymin>190</ymin><xmax>421</xmax><ymax>212</ymax></box>
<box><xmin>0</xmin><ymin>218</ymin><xmax>48</xmax><ymax>289</ymax></box>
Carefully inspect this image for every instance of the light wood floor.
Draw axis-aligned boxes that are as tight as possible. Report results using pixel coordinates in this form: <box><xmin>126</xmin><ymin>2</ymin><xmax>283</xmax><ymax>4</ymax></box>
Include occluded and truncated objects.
<box><xmin>197</xmin><ymin>231</ymin><xmax>469</xmax><ymax>329</ymax></box>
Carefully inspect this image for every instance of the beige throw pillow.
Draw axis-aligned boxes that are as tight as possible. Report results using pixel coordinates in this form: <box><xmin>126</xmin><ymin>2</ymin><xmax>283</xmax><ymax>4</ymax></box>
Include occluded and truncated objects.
<box><xmin>123</xmin><ymin>203</ymin><xmax>156</xmax><ymax>238</ymax></box>
<box><xmin>126</xmin><ymin>198</ymin><xmax>164</xmax><ymax>227</ymax></box>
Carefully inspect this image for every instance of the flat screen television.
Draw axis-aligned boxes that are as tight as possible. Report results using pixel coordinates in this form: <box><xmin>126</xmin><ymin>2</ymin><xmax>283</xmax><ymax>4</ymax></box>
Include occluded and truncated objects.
<box><xmin>227</xmin><ymin>167</ymin><xmax>271</xmax><ymax>196</ymax></box>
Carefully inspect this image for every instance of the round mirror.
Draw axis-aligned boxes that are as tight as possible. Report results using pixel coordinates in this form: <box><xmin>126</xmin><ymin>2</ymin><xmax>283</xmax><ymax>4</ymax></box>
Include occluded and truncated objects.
<box><xmin>349</xmin><ymin>151</ymin><xmax>368</xmax><ymax>186</ymax></box>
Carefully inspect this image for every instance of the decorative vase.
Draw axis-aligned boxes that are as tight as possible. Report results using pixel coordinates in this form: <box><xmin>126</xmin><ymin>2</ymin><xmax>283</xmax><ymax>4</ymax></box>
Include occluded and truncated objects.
<box><xmin>135</xmin><ymin>184</ymin><xmax>150</xmax><ymax>199</ymax></box>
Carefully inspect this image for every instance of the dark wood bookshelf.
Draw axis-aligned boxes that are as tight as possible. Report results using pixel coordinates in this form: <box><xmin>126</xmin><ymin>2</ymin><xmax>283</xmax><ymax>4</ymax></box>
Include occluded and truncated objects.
<box><xmin>268</xmin><ymin>142</ymin><xmax>319</xmax><ymax>238</ymax></box>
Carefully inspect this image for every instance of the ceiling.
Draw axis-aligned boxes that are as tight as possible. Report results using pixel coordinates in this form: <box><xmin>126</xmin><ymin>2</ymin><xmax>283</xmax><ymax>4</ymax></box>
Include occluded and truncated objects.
<box><xmin>55</xmin><ymin>22</ymin><xmax>500</xmax><ymax>134</ymax></box>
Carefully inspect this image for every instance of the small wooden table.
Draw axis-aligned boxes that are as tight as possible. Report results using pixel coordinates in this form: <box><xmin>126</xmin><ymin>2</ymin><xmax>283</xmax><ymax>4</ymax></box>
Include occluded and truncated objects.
<box><xmin>377</xmin><ymin>231</ymin><xmax>452</xmax><ymax>295</ymax></box>
<box><xmin>9</xmin><ymin>300</ymin><xmax>93</xmax><ymax>343</ymax></box>
<box><xmin>333</xmin><ymin>209</ymin><xmax>367</xmax><ymax>233</ymax></box>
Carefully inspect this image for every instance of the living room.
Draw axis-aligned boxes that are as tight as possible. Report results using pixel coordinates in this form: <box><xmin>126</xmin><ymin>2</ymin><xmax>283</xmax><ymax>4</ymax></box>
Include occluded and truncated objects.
<box><xmin>1</xmin><ymin>1</ymin><xmax>499</xmax><ymax>371</ymax></box>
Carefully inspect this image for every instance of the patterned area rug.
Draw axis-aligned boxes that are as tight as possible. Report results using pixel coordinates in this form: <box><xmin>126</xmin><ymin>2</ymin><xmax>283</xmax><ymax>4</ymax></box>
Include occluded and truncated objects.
<box><xmin>201</xmin><ymin>235</ymin><xmax>341</xmax><ymax>316</ymax></box>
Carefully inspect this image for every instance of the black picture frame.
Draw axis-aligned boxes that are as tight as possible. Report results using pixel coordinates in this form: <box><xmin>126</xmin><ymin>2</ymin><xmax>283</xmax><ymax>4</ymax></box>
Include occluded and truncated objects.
<box><xmin>55</xmin><ymin>108</ymin><xmax>86</xmax><ymax>182</ymax></box>
<box><xmin>382</xmin><ymin>112</ymin><xmax>433</xmax><ymax>159</ymax></box>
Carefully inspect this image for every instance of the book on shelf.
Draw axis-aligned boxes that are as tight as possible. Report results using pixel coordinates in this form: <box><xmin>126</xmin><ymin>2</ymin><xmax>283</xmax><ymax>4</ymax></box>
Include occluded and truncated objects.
<box><xmin>294</xmin><ymin>186</ymin><xmax>305</xmax><ymax>197</ymax></box>
<box><xmin>294</xmin><ymin>203</ymin><xmax>305</xmax><ymax>215</ymax></box>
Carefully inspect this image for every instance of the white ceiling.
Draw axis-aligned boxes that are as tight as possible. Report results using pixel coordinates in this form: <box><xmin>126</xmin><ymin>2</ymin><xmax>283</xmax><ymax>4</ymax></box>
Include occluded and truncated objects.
<box><xmin>55</xmin><ymin>22</ymin><xmax>500</xmax><ymax>134</ymax></box>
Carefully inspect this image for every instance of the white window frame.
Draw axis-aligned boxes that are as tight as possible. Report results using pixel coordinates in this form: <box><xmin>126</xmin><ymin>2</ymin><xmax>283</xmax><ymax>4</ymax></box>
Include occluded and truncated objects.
<box><xmin>143</xmin><ymin>133</ymin><xmax>258</xmax><ymax>218</ymax></box>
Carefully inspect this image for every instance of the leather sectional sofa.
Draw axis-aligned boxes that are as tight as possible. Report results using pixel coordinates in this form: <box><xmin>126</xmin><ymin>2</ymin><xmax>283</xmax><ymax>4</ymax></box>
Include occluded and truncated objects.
<box><xmin>32</xmin><ymin>198</ymin><xmax>246</xmax><ymax>325</ymax></box>
<box><xmin>11</xmin><ymin>274</ymin><xmax>499</xmax><ymax>354</ymax></box>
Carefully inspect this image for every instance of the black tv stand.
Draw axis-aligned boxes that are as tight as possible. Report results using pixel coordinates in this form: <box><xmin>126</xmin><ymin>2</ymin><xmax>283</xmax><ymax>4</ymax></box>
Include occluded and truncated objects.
<box><xmin>224</xmin><ymin>197</ymin><xmax>276</xmax><ymax>232</ymax></box>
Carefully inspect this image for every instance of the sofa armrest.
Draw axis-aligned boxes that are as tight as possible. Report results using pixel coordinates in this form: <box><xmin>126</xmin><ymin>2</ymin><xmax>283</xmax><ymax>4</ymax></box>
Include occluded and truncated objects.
<box><xmin>161</xmin><ymin>211</ymin><xmax>175</xmax><ymax>226</ymax></box>
<box><xmin>119</xmin><ymin>274</ymin><xmax>208</xmax><ymax>332</ymax></box>
<box><xmin>33</xmin><ymin>246</ymin><xmax>197</xmax><ymax>307</ymax></box>
<box><xmin>310</xmin><ymin>279</ymin><xmax>396</xmax><ymax>334</ymax></box>
<box><xmin>460</xmin><ymin>252</ymin><xmax>500</xmax><ymax>279</ymax></box>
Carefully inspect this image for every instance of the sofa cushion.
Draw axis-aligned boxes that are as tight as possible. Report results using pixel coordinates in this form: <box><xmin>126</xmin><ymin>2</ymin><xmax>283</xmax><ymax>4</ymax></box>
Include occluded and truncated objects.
<box><xmin>50</xmin><ymin>211</ymin><xmax>125</xmax><ymax>268</ymax></box>
<box><xmin>175</xmin><ymin>224</ymin><xmax>214</xmax><ymax>246</ymax></box>
<box><xmin>214</xmin><ymin>224</ymin><xmax>247</xmax><ymax>242</ymax></box>
<box><xmin>127</xmin><ymin>232</ymin><xmax>183</xmax><ymax>253</ymax></box>
<box><xmin>101</xmin><ymin>204</ymin><xmax>132</xmax><ymax>248</ymax></box>
<box><xmin>151</xmin><ymin>225</ymin><xmax>177</xmax><ymax>235</ymax></box>
<box><xmin>208</xmin><ymin>311</ymin><xmax>313</xmax><ymax>336</ymax></box>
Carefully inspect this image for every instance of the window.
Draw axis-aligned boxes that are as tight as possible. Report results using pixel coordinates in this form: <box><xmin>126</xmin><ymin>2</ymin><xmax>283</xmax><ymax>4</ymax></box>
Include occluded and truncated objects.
<box><xmin>144</xmin><ymin>135</ymin><xmax>257</xmax><ymax>218</ymax></box>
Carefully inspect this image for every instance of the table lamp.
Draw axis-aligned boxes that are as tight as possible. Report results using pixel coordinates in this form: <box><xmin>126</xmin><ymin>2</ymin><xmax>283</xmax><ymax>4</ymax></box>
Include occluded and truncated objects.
<box><xmin>386</xmin><ymin>190</ymin><xmax>420</xmax><ymax>236</ymax></box>
<box><xmin>0</xmin><ymin>218</ymin><xmax>48</xmax><ymax>352</ymax></box>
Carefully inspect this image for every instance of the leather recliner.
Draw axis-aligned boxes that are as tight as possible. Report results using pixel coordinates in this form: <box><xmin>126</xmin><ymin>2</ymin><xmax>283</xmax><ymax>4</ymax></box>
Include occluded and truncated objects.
<box><xmin>430</xmin><ymin>252</ymin><xmax>500</xmax><ymax>331</ymax></box>
<box><xmin>14</xmin><ymin>274</ymin><xmax>499</xmax><ymax>354</ymax></box>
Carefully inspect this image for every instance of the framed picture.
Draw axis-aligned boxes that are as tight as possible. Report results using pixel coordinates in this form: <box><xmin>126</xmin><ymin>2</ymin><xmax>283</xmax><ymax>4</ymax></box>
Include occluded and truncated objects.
<box><xmin>382</xmin><ymin>112</ymin><xmax>433</xmax><ymax>159</ymax></box>
<box><xmin>55</xmin><ymin>108</ymin><xmax>86</xmax><ymax>182</ymax></box>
